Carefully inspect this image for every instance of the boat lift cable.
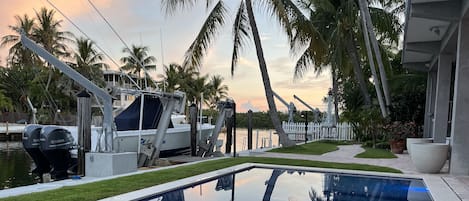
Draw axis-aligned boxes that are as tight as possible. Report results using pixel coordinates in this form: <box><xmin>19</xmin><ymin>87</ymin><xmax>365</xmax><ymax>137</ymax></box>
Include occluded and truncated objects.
<box><xmin>45</xmin><ymin>0</ymin><xmax>141</xmax><ymax>91</ymax></box>
<box><xmin>87</xmin><ymin>0</ymin><xmax>159</xmax><ymax>90</ymax></box>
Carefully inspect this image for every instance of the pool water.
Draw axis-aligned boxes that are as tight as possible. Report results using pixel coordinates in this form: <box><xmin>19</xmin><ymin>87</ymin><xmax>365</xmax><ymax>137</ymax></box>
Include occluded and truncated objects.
<box><xmin>140</xmin><ymin>167</ymin><xmax>432</xmax><ymax>201</ymax></box>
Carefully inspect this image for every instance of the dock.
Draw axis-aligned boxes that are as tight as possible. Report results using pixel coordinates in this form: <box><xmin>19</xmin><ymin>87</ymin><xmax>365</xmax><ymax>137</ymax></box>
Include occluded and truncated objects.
<box><xmin>0</xmin><ymin>123</ymin><xmax>25</xmax><ymax>141</ymax></box>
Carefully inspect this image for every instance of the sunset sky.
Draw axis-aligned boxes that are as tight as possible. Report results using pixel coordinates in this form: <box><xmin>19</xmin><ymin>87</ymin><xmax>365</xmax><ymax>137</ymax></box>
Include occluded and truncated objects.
<box><xmin>0</xmin><ymin>0</ymin><xmax>331</xmax><ymax>113</ymax></box>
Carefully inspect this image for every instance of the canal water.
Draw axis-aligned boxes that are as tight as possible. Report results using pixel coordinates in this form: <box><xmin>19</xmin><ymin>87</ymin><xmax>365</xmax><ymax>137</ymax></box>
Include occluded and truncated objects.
<box><xmin>0</xmin><ymin>142</ymin><xmax>39</xmax><ymax>190</ymax></box>
<box><xmin>0</xmin><ymin>128</ymin><xmax>278</xmax><ymax>190</ymax></box>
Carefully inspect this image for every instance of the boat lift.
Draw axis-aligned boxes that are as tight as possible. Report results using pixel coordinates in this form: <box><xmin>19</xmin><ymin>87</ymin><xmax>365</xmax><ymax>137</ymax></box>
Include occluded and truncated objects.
<box><xmin>293</xmin><ymin>95</ymin><xmax>320</xmax><ymax>122</ymax></box>
<box><xmin>273</xmin><ymin>91</ymin><xmax>296</xmax><ymax>123</ymax></box>
<box><xmin>201</xmin><ymin>99</ymin><xmax>235</xmax><ymax>157</ymax></box>
<box><xmin>20</xmin><ymin>32</ymin><xmax>186</xmax><ymax>164</ymax></box>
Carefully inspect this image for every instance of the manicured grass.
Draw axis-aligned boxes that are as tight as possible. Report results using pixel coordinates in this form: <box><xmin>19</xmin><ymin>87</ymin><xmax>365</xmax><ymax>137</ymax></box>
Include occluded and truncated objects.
<box><xmin>355</xmin><ymin>147</ymin><xmax>397</xmax><ymax>159</ymax></box>
<box><xmin>267</xmin><ymin>140</ymin><xmax>352</xmax><ymax>155</ymax></box>
<box><xmin>1</xmin><ymin>157</ymin><xmax>401</xmax><ymax>201</ymax></box>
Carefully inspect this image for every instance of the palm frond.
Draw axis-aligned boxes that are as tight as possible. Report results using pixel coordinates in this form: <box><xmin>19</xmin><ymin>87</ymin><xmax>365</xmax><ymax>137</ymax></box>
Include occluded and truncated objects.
<box><xmin>231</xmin><ymin>0</ymin><xmax>250</xmax><ymax>75</ymax></box>
<box><xmin>162</xmin><ymin>0</ymin><xmax>198</xmax><ymax>15</ymax></box>
<box><xmin>369</xmin><ymin>7</ymin><xmax>401</xmax><ymax>45</ymax></box>
<box><xmin>182</xmin><ymin>1</ymin><xmax>227</xmax><ymax>69</ymax></box>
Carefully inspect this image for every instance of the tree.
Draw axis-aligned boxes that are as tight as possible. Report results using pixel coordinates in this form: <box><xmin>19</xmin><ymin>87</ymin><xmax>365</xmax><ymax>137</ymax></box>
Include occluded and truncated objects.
<box><xmin>159</xmin><ymin>63</ymin><xmax>182</xmax><ymax>92</ymax></box>
<box><xmin>0</xmin><ymin>90</ymin><xmax>13</xmax><ymax>112</ymax></box>
<box><xmin>120</xmin><ymin>45</ymin><xmax>157</xmax><ymax>88</ymax></box>
<box><xmin>0</xmin><ymin>65</ymin><xmax>36</xmax><ymax>111</ymax></box>
<box><xmin>33</xmin><ymin>7</ymin><xmax>74</xmax><ymax>91</ymax></box>
<box><xmin>0</xmin><ymin>14</ymin><xmax>41</xmax><ymax>67</ymax></box>
<box><xmin>63</xmin><ymin>37</ymin><xmax>107</xmax><ymax>94</ymax></box>
<box><xmin>162</xmin><ymin>0</ymin><xmax>305</xmax><ymax>146</ymax></box>
<box><xmin>292</xmin><ymin>0</ymin><xmax>401</xmax><ymax>113</ymax></box>
<box><xmin>207</xmin><ymin>75</ymin><xmax>228</xmax><ymax>109</ymax></box>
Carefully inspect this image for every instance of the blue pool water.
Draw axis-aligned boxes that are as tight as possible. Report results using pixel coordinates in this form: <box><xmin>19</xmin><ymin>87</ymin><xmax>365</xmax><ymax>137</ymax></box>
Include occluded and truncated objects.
<box><xmin>139</xmin><ymin>167</ymin><xmax>432</xmax><ymax>201</ymax></box>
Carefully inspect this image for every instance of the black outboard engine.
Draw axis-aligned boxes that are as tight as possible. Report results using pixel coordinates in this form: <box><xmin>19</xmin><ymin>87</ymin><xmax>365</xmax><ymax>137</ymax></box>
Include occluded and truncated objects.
<box><xmin>22</xmin><ymin>125</ymin><xmax>51</xmax><ymax>177</ymax></box>
<box><xmin>39</xmin><ymin>126</ymin><xmax>75</xmax><ymax>180</ymax></box>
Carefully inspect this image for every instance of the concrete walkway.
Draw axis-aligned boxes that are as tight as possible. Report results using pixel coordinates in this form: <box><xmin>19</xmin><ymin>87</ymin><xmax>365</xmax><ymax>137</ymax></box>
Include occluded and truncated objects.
<box><xmin>250</xmin><ymin>144</ymin><xmax>469</xmax><ymax>200</ymax></box>
<box><xmin>252</xmin><ymin>144</ymin><xmax>420</xmax><ymax>174</ymax></box>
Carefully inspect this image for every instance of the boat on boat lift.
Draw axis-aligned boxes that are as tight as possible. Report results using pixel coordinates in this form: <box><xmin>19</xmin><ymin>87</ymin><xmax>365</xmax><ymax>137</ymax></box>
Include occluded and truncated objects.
<box><xmin>19</xmin><ymin>31</ymin><xmax>215</xmax><ymax>180</ymax></box>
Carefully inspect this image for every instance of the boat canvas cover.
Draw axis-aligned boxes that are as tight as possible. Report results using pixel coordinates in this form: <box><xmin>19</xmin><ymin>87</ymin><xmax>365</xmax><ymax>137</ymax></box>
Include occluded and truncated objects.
<box><xmin>114</xmin><ymin>96</ymin><xmax>168</xmax><ymax>131</ymax></box>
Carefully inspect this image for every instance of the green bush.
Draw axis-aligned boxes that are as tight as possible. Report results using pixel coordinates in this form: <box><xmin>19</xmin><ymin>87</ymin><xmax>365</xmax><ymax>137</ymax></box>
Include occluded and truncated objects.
<box><xmin>375</xmin><ymin>142</ymin><xmax>390</xmax><ymax>150</ymax></box>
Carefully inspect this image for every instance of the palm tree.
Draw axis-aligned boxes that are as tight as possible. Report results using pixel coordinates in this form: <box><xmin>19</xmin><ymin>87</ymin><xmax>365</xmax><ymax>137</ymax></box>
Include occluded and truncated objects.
<box><xmin>186</xmin><ymin>75</ymin><xmax>210</xmax><ymax>104</ymax></box>
<box><xmin>207</xmin><ymin>75</ymin><xmax>228</xmax><ymax>109</ymax></box>
<box><xmin>120</xmin><ymin>45</ymin><xmax>157</xmax><ymax>88</ymax></box>
<box><xmin>0</xmin><ymin>14</ymin><xmax>41</xmax><ymax>67</ymax></box>
<box><xmin>33</xmin><ymin>8</ymin><xmax>73</xmax><ymax>58</ymax></box>
<box><xmin>159</xmin><ymin>63</ymin><xmax>182</xmax><ymax>92</ymax></box>
<box><xmin>63</xmin><ymin>37</ymin><xmax>107</xmax><ymax>94</ymax></box>
<box><xmin>162</xmin><ymin>0</ymin><xmax>307</xmax><ymax>146</ymax></box>
<box><xmin>292</xmin><ymin>0</ymin><xmax>401</xmax><ymax>110</ymax></box>
<box><xmin>32</xmin><ymin>7</ymin><xmax>74</xmax><ymax>93</ymax></box>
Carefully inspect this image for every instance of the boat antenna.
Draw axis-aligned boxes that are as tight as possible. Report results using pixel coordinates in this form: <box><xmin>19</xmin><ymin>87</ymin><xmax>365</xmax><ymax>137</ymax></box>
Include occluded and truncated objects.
<box><xmin>160</xmin><ymin>28</ymin><xmax>165</xmax><ymax>92</ymax></box>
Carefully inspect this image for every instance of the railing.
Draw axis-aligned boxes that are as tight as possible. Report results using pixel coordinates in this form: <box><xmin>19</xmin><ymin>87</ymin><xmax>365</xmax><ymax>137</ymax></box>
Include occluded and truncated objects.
<box><xmin>282</xmin><ymin>121</ymin><xmax>355</xmax><ymax>141</ymax></box>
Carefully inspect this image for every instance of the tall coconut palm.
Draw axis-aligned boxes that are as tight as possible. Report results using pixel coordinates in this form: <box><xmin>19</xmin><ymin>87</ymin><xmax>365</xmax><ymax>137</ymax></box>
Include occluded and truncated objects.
<box><xmin>33</xmin><ymin>7</ymin><xmax>74</xmax><ymax>91</ymax></box>
<box><xmin>33</xmin><ymin>8</ymin><xmax>73</xmax><ymax>58</ymax></box>
<box><xmin>162</xmin><ymin>0</ymin><xmax>311</xmax><ymax>146</ymax></box>
<box><xmin>0</xmin><ymin>14</ymin><xmax>40</xmax><ymax>67</ymax></box>
<box><xmin>120</xmin><ymin>45</ymin><xmax>157</xmax><ymax>88</ymax></box>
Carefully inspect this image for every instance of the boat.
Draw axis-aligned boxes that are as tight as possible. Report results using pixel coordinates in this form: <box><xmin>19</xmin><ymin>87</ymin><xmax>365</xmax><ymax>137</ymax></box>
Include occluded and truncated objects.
<box><xmin>22</xmin><ymin>94</ymin><xmax>214</xmax><ymax>180</ymax></box>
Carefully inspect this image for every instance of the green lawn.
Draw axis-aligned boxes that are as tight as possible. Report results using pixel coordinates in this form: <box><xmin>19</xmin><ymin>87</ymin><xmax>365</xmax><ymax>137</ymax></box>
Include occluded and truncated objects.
<box><xmin>267</xmin><ymin>140</ymin><xmax>353</xmax><ymax>155</ymax></box>
<box><xmin>1</xmin><ymin>157</ymin><xmax>400</xmax><ymax>201</ymax></box>
<box><xmin>355</xmin><ymin>147</ymin><xmax>397</xmax><ymax>158</ymax></box>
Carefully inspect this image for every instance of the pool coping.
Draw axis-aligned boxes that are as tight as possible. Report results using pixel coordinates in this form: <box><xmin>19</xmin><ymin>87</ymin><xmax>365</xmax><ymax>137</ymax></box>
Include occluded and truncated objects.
<box><xmin>100</xmin><ymin>163</ymin><xmax>459</xmax><ymax>201</ymax></box>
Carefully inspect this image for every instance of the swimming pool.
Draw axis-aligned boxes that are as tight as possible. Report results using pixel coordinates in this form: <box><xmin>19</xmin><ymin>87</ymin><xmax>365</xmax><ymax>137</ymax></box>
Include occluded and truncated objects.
<box><xmin>105</xmin><ymin>163</ymin><xmax>435</xmax><ymax>201</ymax></box>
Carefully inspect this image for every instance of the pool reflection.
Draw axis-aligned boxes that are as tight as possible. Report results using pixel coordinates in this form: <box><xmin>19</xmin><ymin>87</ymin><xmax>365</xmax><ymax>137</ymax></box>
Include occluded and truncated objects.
<box><xmin>144</xmin><ymin>168</ymin><xmax>432</xmax><ymax>201</ymax></box>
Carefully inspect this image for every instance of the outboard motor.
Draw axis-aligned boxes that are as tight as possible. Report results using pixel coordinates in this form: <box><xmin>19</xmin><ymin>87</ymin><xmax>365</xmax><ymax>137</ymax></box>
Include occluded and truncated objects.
<box><xmin>22</xmin><ymin>125</ymin><xmax>51</xmax><ymax>177</ymax></box>
<box><xmin>39</xmin><ymin>126</ymin><xmax>75</xmax><ymax>180</ymax></box>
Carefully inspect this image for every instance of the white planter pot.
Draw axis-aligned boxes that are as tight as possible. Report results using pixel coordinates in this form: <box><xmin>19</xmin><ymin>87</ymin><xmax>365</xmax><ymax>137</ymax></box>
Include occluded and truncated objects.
<box><xmin>406</xmin><ymin>138</ymin><xmax>433</xmax><ymax>155</ymax></box>
<box><xmin>410</xmin><ymin>143</ymin><xmax>449</xmax><ymax>173</ymax></box>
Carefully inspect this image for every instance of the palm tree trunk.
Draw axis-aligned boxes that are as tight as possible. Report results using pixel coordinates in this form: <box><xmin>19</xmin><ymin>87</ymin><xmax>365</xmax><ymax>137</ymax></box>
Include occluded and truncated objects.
<box><xmin>345</xmin><ymin>36</ymin><xmax>372</xmax><ymax>106</ymax></box>
<box><xmin>245</xmin><ymin>0</ymin><xmax>294</xmax><ymax>147</ymax></box>
<box><xmin>331</xmin><ymin>66</ymin><xmax>340</xmax><ymax>124</ymax></box>
<box><xmin>358</xmin><ymin>0</ymin><xmax>391</xmax><ymax>111</ymax></box>
<box><xmin>358</xmin><ymin>4</ymin><xmax>388</xmax><ymax>117</ymax></box>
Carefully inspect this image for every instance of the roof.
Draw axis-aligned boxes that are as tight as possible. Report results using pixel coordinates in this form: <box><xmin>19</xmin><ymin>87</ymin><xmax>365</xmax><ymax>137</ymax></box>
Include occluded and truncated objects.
<box><xmin>402</xmin><ymin>0</ymin><xmax>469</xmax><ymax>72</ymax></box>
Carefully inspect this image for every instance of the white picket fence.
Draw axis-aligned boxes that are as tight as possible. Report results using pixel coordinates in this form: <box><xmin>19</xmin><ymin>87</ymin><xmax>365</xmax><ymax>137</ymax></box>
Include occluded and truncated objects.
<box><xmin>282</xmin><ymin>121</ymin><xmax>355</xmax><ymax>141</ymax></box>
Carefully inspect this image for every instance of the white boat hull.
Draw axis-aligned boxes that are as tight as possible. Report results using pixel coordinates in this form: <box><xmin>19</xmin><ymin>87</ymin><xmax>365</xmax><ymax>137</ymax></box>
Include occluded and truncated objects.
<box><xmin>113</xmin><ymin>124</ymin><xmax>214</xmax><ymax>153</ymax></box>
<box><xmin>58</xmin><ymin>123</ymin><xmax>214</xmax><ymax>156</ymax></box>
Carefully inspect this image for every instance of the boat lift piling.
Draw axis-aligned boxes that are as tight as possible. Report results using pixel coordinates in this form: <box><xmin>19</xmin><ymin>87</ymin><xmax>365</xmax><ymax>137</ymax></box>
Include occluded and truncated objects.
<box><xmin>225</xmin><ymin>115</ymin><xmax>233</xmax><ymax>153</ymax></box>
<box><xmin>247</xmin><ymin>109</ymin><xmax>253</xmax><ymax>150</ymax></box>
<box><xmin>77</xmin><ymin>91</ymin><xmax>91</xmax><ymax>176</ymax></box>
<box><xmin>189</xmin><ymin>103</ymin><xmax>197</xmax><ymax>156</ymax></box>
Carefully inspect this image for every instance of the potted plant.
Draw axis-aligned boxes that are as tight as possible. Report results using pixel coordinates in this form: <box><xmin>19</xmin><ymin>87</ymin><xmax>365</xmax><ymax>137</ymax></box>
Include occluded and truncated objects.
<box><xmin>385</xmin><ymin>121</ymin><xmax>415</xmax><ymax>154</ymax></box>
